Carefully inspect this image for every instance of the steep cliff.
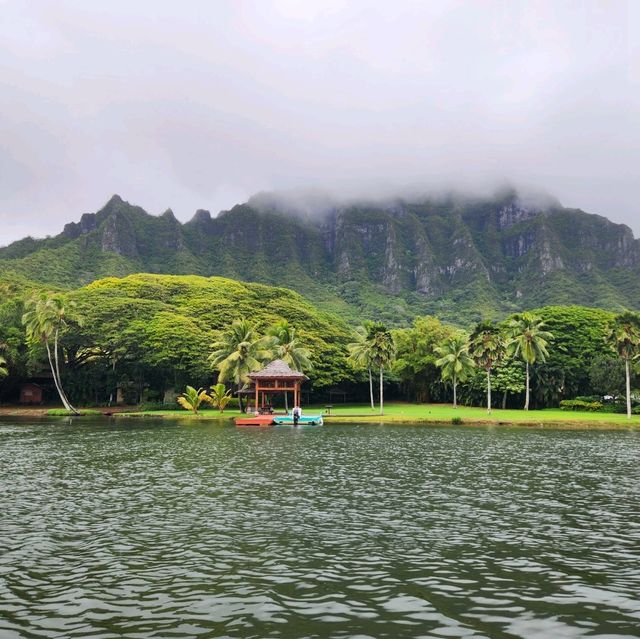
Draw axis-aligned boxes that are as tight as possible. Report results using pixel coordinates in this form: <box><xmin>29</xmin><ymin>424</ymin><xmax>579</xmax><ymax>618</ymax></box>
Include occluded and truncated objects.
<box><xmin>1</xmin><ymin>190</ymin><xmax>638</xmax><ymax>324</ymax></box>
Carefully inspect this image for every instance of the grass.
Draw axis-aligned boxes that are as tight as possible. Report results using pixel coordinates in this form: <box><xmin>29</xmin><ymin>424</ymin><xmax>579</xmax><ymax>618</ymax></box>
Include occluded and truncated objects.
<box><xmin>117</xmin><ymin>402</ymin><xmax>640</xmax><ymax>429</ymax></box>
<box><xmin>46</xmin><ymin>408</ymin><xmax>103</xmax><ymax>416</ymax></box>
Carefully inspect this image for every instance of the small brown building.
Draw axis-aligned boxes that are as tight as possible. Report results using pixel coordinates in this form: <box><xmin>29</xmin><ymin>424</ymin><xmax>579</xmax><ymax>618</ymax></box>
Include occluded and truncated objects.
<box><xmin>20</xmin><ymin>383</ymin><xmax>43</xmax><ymax>405</ymax></box>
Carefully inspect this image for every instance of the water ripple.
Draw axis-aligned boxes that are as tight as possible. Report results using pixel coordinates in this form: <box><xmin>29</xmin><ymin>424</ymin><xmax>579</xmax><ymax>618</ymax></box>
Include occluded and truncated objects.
<box><xmin>0</xmin><ymin>419</ymin><xmax>639</xmax><ymax>638</ymax></box>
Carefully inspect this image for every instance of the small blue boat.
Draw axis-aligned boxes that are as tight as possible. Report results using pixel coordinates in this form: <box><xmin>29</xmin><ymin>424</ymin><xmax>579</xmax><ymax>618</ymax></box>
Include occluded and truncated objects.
<box><xmin>273</xmin><ymin>412</ymin><xmax>323</xmax><ymax>426</ymax></box>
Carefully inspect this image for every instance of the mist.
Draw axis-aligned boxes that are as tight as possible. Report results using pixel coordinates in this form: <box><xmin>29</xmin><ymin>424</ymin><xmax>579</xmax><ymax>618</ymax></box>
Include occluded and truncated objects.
<box><xmin>1</xmin><ymin>0</ymin><xmax>638</xmax><ymax>245</ymax></box>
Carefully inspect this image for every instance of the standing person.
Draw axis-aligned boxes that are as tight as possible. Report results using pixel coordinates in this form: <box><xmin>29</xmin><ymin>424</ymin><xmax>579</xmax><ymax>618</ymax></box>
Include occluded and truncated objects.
<box><xmin>292</xmin><ymin>405</ymin><xmax>301</xmax><ymax>426</ymax></box>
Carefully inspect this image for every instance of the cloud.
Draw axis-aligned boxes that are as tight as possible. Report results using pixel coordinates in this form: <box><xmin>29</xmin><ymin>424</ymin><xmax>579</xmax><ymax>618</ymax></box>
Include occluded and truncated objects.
<box><xmin>0</xmin><ymin>0</ymin><xmax>638</xmax><ymax>245</ymax></box>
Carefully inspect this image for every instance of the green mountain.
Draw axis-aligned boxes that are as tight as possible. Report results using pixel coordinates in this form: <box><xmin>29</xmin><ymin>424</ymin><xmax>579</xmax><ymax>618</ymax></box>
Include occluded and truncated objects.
<box><xmin>2</xmin><ymin>190</ymin><xmax>638</xmax><ymax>325</ymax></box>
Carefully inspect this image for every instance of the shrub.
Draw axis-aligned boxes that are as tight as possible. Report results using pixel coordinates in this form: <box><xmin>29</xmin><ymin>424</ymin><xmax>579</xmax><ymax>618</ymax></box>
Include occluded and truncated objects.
<box><xmin>559</xmin><ymin>399</ymin><xmax>603</xmax><ymax>412</ymax></box>
<box><xmin>46</xmin><ymin>408</ymin><xmax>102</xmax><ymax>416</ymax></box>
<box><xmin>451</xmin><ymin>416</ymin><xmax>463</xmax><ymax>425</ymax></box>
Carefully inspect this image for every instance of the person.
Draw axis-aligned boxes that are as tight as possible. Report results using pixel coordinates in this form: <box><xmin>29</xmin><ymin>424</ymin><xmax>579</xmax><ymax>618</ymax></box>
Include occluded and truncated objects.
<box><xmin>292</xmin><ymin>405</ymin><xmax>301</xmax><ymax>426</ymax></box>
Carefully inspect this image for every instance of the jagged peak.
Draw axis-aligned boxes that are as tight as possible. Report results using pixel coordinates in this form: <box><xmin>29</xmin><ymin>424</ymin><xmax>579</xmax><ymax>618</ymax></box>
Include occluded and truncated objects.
<box><xmin>161</xmin><ymin>208</ymin><xmax>177</xmax><ymax>220</ymax></box>
<box><xmin>191</xmin><ymin>209</ymin><xmax>212</xmax><ymax>223</ymax></box>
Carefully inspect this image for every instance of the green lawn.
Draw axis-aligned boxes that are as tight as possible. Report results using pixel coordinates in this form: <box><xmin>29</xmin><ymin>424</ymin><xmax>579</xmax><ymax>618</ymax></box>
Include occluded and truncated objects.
<box><xmin>119</xmin><ymin>402</ymin><xmax>639</xmax><ymax>428</ymax></box>
<box><xmin>316</xmin><ymin>402</ymin><xmax>639</xmax><ymax>427</ymax></box>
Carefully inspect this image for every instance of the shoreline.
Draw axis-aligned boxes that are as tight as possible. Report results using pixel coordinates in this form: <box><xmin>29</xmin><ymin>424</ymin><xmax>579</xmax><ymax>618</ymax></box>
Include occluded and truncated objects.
<box><xmin>2</xmin><ymin>406</ymin><xmax>636</xmax><ymax>430</ymax></box>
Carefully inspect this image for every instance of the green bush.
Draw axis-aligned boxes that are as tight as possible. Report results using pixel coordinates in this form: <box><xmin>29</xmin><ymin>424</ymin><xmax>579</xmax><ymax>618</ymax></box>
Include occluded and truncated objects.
<box><xmin>559</xmin><ymin>399</ymin><xmax>603</xmax><ymax>412</ymax></box>
<box><xmin>451</xmin><ymin>416</ymin><xmax>463</xmax><ymax>425</ymax></box>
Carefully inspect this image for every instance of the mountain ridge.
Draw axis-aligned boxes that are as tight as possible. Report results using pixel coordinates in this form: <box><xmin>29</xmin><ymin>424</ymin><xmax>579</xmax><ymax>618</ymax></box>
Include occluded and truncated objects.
<box><xmin>1</xmin><ymin>190</ymin><xmax>638</xmax><ymax>325</ymax></box>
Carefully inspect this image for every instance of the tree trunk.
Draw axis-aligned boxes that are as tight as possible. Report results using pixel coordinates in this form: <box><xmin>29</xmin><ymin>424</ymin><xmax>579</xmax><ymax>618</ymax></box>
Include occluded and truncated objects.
<box><xmin>626</xmin><ymin>357</ymin><xmax>631</xmax><ymax>419</ymax></box>
<box><xmin>487</xmin><ymin>368</ymin><xmax>492</xmax><ymax>414</ymax></box>
<box><xmin>237</xmin><ymin>384</ymin><xmax>245</xmax><ymax>413</ymax></box>
<box><xmin>46</xmin><ymin>341</ymin><xmax>75</xmax><ymax>414</ymax></box>
<box><xmin>453</xmin><ymin>373</ymin><xmax>457</xmax><ymax>408</ymax></box>
<box><xmin>53</xmin><ymin>330</ymin><xmax>77</xmax><ymax>414</ymax></box>
<box><xmin>368</xmin><ymin>367</ymin><xmax>375</xmax><ymax>410</ymax></box>
<box><xmin>379</xmin><ymin>366</ymin><xmax>384</xmax><ymax>416</ymax></box>
<box><xmin>524</xmin><ymin>362</ymin><xmax>530</xmax><ymax>411</ymax></box>
<box><xmin>285</xmin><ymin>391</ymin><xmax>289</xmax><ymax>412</ymax></box>
<box><xmin>502</xmin><ymin>390</ymin><xmax>507</xmax><ymax>410</ymax></box>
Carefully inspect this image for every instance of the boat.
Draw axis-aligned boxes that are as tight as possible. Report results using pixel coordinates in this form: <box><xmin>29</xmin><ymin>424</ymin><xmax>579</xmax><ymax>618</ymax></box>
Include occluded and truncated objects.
<box><xmin>235</xmin><ymin>414</ymin><xmax>276</xmax><ymax>427</ymax></box>
<box><xmin>272</xmin><ymin>412</ymin><xmax>323</xmax><ymax>426</ymax></box>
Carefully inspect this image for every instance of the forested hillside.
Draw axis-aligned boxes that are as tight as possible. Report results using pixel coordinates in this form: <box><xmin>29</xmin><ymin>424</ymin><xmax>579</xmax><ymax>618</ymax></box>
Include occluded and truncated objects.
<box><xmin>1</xmin><ymin>190</ymin><xmax>639</xmax><ymax>324</ymax></box>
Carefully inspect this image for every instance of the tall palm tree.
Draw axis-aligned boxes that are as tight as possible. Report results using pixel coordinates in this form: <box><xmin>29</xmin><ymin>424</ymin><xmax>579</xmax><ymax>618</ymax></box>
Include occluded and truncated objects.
<box><xmin>469</xmin><ymin>321</ymin><xmax>505</xmax><ymax>414</ymax></box>
<box><xmin>435</xmin><ymin>333</ymin><xmax>475</xmax><ymax>408</ymax></box>
<box><xmin>267</xmin><ymin>320</ymin><xmax>313</xmax><ymax>410</ymax></box>
<box><xmin>267</xmin><ymin>320</ymin><xmax>313</xmax><ymax>371</ymax></box>
<box><xmin>347</xmin><ymin>326</ymin><xmax>376</xmax><ymax>410</ymax></box>
<box><xmin>22</xmin><ymin>292</ymin><xmax>80</xmax><ymax>414</ymax></box>
<box><xmin>368</xmin><ymin>323</ymin><xmax>396</xmax><ymax>416</ymax></box>
<box><xmin>208</xmin><ymin>318</ymin><xmax>272</xmax><ymax>412</ymax></box>
<box><xmin>606</xmin><ymin>311</ymin><xmax>640</xmax><ymax>419</ymax></box>
<box><xmin>507</xmin><ymin>313</ymin><xmax>553</xmax><ymax>410</ymax></box>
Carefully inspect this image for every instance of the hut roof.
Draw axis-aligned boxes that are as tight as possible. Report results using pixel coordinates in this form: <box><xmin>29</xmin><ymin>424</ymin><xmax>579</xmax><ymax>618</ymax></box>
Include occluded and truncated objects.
<box><xmin>248</xmin><ymin>359</ymin><xmax>308</xmax><ymax>381</ymax></box>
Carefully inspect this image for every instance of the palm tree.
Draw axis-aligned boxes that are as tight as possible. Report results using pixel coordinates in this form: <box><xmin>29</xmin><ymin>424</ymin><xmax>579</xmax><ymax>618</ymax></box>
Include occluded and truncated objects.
<box><xmin>368</xmin><ymin>323</ymin><xmax>396</xmax><ymax>416</ymax></box>
<box><xmin>347</xmin><ymin>326</ymin><xmax>376</xmax><ymax>410</ymax></box>
<box><xmin>209</xmin><ymin>383</ymin><xmax>233</xmax><ymax>413</ymax></box>
<box><xmin>177</xmin><ymin>386</ymin><xmax>213</xmax><ymax>414</ymax></box>
<box><xmin>435</xmin><ymin>333</ymin><xmax>475</xmax><ymax>408</ymax></box>
<box><xmin>208</xmin><ymin>318</ymin><xmax>272</xmax><ymax>412</ymax></box>
<box><xmin>0</xmin><ymin>355</ymin><xmax>7</xmax><ymax>378</ymax></box>
<box><xmin>22</xmin><ymin>293</ymin><xmax>81</xmax><ymax>414</ymax></box>
<box><xmin>606</xmin><ymin>311</ymin><xmax>640</xmax><ymax>419</ymax></box>
<box><xmin>267</xmin><ymin>320</ymin><xmax>313</xmax><ymax>410</ymax></box>
<box><xmin>469</xmin><ymin>321</ymin><xmax>505</xmax><ymax>414</ymax></box>
<box><xmin>507</xmin><ymin>313</ymin><xmax>553</xmax><ymax>410</ymax></box>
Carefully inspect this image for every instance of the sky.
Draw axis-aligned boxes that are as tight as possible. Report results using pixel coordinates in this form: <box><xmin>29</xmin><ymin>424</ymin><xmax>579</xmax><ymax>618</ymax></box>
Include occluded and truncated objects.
<box><xmin>1</xmin><ymin>0</ymin><xmax>638</xmax><ymax>245</ymax></box>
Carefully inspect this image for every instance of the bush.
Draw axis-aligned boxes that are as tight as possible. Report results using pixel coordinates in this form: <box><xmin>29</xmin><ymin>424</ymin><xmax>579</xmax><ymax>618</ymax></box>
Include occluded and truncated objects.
<box><xmin>451</xmin><ymin>416</ymin><xmax>463</xmax><ymax>425</ymax></box>
<box><xmin>559</xmin><ymin>399</ymin><xmax>603</xmax><ymax>412</ymax></box>
<box><xmin>136</xmin><ymin>402</ymin><xmax>175</xmax><ymax>412</ymax></box>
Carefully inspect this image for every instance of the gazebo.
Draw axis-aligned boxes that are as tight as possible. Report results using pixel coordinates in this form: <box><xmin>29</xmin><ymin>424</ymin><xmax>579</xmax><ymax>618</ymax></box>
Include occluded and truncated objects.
<box><xmin>248</xmin><ymin>359</ymin><xmax>308</xmax><ymax>413</ymax></box>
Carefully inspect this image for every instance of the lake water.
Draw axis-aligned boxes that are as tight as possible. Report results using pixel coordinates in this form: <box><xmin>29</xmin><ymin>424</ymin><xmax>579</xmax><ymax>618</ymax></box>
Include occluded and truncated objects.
<box><xmin>0</xmin><ymin>418</ymin><xmax>639</xmax><ymax>639</ymax></box>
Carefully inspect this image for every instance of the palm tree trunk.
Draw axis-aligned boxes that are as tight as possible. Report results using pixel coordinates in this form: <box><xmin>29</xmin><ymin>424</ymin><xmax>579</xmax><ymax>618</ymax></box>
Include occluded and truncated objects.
<box><xmin>53</xmin><ymin>330</ymin><xmax>77</xmax><ymax>414</ymax></box>
<box><xmin>524</xmin><ymin>362</ymin><xmax>530</xmax><ymax>410</ymax></box>
<box><xmin>379</xmin><ymin>366</ymin><xmax>384</xmax><ymax>416</ymax></box>
<box><xmin>487</xmin><ymin>368</ymin><xmax>492</xmax><ymax>414</ymax></box>
<box><xmin>625</xmin><ymin>358</ymin><xmax>631</xmax><ymax>419</ymax></box>
<box><xmin>285</xmin><ymin>391</ymin><xmax>289</xmax><ymax>412</ymax></box>
<box><xmin>453</xmin><ymin>373</ymin><xmax>457</xmax><ymax>408</ymax></box>
<box><xmin>46</xmin><ymin>341</ymin><xmax>74</xmax><ymax>413</ymax></box>
<box><xmin>502</xmin><ymin>390</ymin><xmax>507</xmax><ymax>410</ymax></box>
<box><xmin>368</xmin><ymin>367</ymin><xmax>374</xmax><ymax>410</ymax></box>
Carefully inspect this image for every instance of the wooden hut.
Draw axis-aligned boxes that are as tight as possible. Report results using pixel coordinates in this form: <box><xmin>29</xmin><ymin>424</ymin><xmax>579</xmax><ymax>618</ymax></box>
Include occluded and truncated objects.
<box><xmin>248</xmin><ymin>359</ymin><xmax>308</xmax><ymax>414</ymax></box>
<box><xmin>19</xmin><ymin>383</ymin><xmax>43</xmax><ymax>405</ymax></box>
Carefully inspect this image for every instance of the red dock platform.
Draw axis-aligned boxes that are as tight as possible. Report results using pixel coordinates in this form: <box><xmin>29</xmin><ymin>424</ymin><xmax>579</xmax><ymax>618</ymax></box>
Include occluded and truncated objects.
<box><xmin>235</xmin><ymin>415</ymin><xmax>276</xmax><ymax>427</ymax></box>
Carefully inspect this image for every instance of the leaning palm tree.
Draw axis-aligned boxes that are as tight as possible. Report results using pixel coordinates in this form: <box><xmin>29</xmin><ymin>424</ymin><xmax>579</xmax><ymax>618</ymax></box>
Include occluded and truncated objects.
<box><xmin>208</xmin><ymin>318</ymin><xmax>272</xmax><ymax>412</ymax></box>
<box><xmin>435</xmin><ymin>333</ymin><xmax>475</xmax><ymax>408</ymax></box>
<box><xmin>347</xmin><ymin>326</ymin><xmax>376</xmax><ymax>410</ymax></box>
<box><xmin>507</xmin><ymin>313</ymin><xmax>553</xmax><ymax>411</ymax></box>
<box><xmin>606</xmin><ymin>311</ymin><xmax>640</xmax><ymax>419</ymax></box>
<box><xmin>469</xmin><ymin>321</ymin><xmax>505</xmax><ymax>414</ymax></box>
<box><xmin>368</xmin><ymin>323</ymin><xmax>396</xmax><ymax>416</ymax></box>
<box><xmin>0</xmin><ymin>355</ymin><xmax>7</xmax><ymax>378</ymax></box>
<box><xmin>267</xmin><ymin>320</ymin><xmax>313</xmax><ymax>410</ymax></box>
<box><xmin>22</xmin><ymin>292</ymin><xmax>81</xmax><ymax>414</ymax></box>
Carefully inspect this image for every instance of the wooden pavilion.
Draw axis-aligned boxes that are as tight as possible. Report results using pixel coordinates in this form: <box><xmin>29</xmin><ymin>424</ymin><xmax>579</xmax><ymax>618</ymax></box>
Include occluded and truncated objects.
<box><xmin>248</xmin><ymin>359</ymin><xmax>308</xmax><ymax>413</ymax></box>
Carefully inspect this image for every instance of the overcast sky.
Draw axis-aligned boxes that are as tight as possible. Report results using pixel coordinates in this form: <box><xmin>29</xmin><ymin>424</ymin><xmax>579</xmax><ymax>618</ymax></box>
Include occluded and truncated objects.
<box><xmin>1</xmin><ymin>0</ymin><xmax>638</xmax><ymax>245</ymax></box>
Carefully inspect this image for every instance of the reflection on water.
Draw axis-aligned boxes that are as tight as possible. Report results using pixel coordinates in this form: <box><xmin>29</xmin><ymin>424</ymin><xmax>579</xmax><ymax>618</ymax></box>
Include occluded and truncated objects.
<box><xmin>0</xmin><ymin>419</ymin><xmax>639</xmax><ymax>638</ymax></box>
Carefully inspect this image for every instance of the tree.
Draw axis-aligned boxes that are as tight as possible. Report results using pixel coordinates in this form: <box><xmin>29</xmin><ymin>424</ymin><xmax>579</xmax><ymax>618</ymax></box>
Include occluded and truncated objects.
<box><xmin>267</xmin><ymin>319</ymin><xmax>312</xmax><ymax>410</ymax></box>
<box><xmin>177</xmin><ymin>386</ymin><xmax>213</xmax><ymax>414</ymax></box>
<box><xmin>209</xmin><ymin>383</ymin><xmax>232</xmax><ymax>413</ymax></box>
<box><xmin>469</xmin><ymin>321</ymin><xmax>505</xmax><ymax>414</ymax></box>
<box><xmin>588</xmin><ymin>355</ymin><xmax>625</xmax><ymax>397</ymax></box>
<box><xmin>507</xmin><ymin>313</ymin><xmax>553</xmax><ymax>410</ymax></box>
<box><xmin>0</xmin><ymin>355</ymin><xmax>7</xmax><ymax>378</ymax></box>
<box><xmin>393</xmin><ymin>316</ymin><xmax>458</xmax><ymax>403</ymax></box>
<box><xmin>347</xmin><ymin>325</ymin><xmax>376</xmax><ymax>410</ymax></box>
<box><xmin>22</xmin><ymin>293</ymin><xmax>81</xmax><ymax>414</ymax></box>
<box><xmin>605</xmin><ymin>311</ymin><xmax>640</xmax><ymax>419</ymax></box>
<box><xmin>208</xmin><ymin>318</ymin><xmax>272</xmax><ymax>412</ymax></box>
<box><xmin>435</xmin><ymin>333</ymin><xmax>475</xmax><ymax>408</ymax></box>
<box><xmin>368</xmin><ymin>323</ymin><xmax>396</xmax><ymax>416</ymax></box>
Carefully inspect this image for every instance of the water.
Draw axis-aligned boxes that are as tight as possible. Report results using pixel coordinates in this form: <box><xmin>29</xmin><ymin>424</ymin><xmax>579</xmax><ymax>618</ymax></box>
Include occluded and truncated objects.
<box><xmin>1</xmin><ymin>418</ymin><xmax>639</xmax><ymax>639</ymax></box>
